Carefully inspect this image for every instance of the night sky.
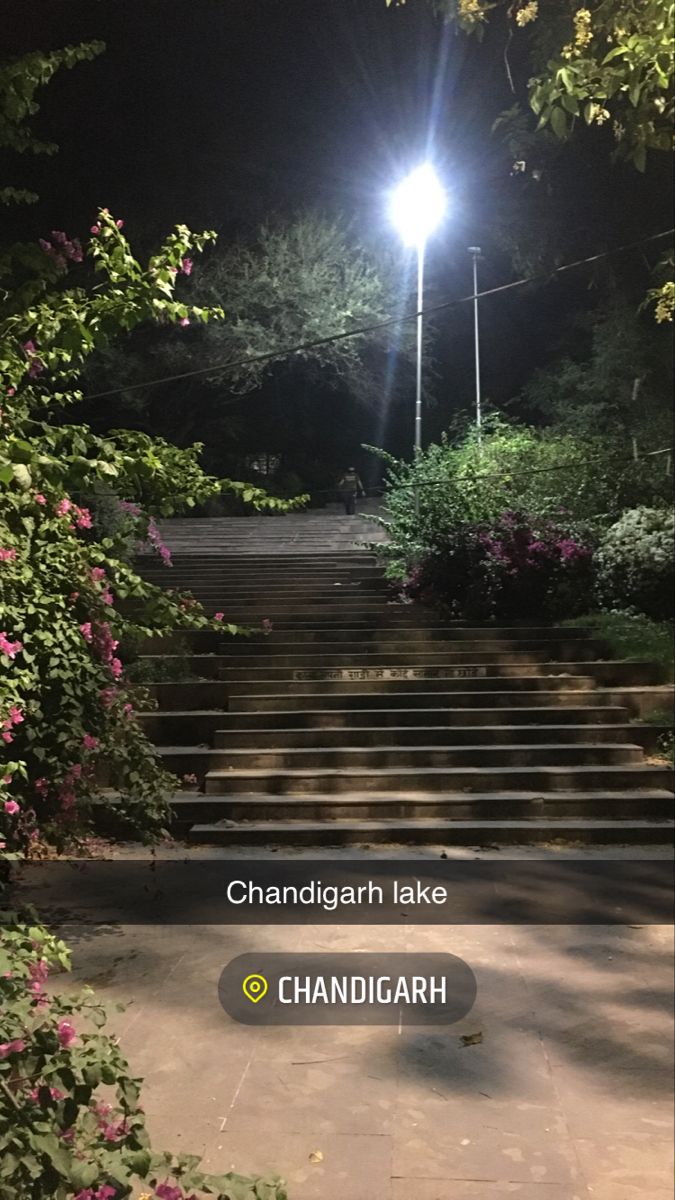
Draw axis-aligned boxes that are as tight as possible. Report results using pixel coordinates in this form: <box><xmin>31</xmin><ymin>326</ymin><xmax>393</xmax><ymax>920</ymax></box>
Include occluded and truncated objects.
<box><xmin>2</xmin><ymin>1</ymin><xmax>672</xmax><ymax>467</ymax></box>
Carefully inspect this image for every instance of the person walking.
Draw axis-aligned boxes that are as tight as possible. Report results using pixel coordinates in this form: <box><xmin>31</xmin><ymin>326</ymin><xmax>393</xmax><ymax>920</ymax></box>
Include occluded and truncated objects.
<box><xmin>338</xmin><ymin>466</ymin><xmax>365</xmax><ymax>515</ymax></box>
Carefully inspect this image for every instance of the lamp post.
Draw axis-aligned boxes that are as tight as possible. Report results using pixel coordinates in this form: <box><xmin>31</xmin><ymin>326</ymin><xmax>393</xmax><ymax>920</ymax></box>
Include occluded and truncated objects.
<box><xmin>468</xmin><ymin>245</ymin><xmax>482</xmax><ymax>440</ymax></box>
<box><xmin>389</xmin><ymin>164</ymin><xmax>446</xmax><ymax>513</ymax></box>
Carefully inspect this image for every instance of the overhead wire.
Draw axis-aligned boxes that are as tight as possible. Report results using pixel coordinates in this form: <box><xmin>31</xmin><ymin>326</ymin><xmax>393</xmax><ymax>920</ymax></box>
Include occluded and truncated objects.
<box><xmin>80</xmin><ymin>227</ymin><xmax>675</xmax><ymax>402</ymax></box>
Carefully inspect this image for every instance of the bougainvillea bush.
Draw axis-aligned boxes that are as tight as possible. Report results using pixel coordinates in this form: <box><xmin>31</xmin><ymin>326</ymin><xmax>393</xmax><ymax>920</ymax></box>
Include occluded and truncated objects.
<box><xmin>0</xmin><ymin>212</ymin><xmax>303</xmax><ymax>859</ymax></box>
<box><xmin>406</xmin><ymin>511</ymin><xmax>595</xmax><ymax>622</ymax></box>
<box><xmin>595</xmin><ymin>506</ymin><xmax>675</xmax><ymax>620</ymax></box>
<box><xmin>0</xmin><ymin>910</ymin><xmax>287</xmax><ymax>1200</ymax></box>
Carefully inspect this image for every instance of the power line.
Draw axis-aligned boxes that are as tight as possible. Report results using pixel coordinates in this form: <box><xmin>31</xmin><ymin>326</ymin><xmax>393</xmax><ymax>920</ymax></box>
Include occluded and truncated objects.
<box><xmin>81</xmin><ymin>227</ymin><xmax>675</xmax><ymax>402</ymax></box>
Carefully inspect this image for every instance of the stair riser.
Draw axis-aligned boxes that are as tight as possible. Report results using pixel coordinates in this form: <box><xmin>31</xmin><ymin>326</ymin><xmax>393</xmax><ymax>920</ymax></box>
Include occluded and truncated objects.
<box><xmin>219</xmin><ymin>662</ymin><xmax>664</xmax><ymax>686</ymax></box>
<box><xmin>216</xmin><ymin>652</ymin><xmax>565</xmax><ymax>670</ymax></box>
<box><xmin>229</xmin><ymin>676</ymin><xmax>595</xmax><ymax>697</ymax></box>
<box><xmin>210</xmin><ymin>725</ymin><xmax>647</xmax><ymax>750</ymax></box>
<box><xmin>210</xmin><ymin>706</ymin><xmax>629</xmax><ymax>730</ymax></box>
<box><xmin>207</xmin><ymin>639</ymin><xmax>602</xmax><ymax>658</ymax></box>
<box><xmin>204</xmin><ymin>766</ymin><xmax>672</xmax><ymax>795</ymax></box>
<box><xmin>232</xmin><ymin>689</ymin><xmax>602</xmax><ymax>711</ymax></box>
<box><xmin>175</xmin><ymin>795</ymin><xmax>673</xmax><ymax>823</ymax></box>
<box><xmin>186</xmin><ymin>822</ymin><xmax>674</xmax><ymax>846</ymax></box>
<box><xmin>167</xmin><ymin>746</ymin><xmax>641</xmax><ymax>773</ymax></box>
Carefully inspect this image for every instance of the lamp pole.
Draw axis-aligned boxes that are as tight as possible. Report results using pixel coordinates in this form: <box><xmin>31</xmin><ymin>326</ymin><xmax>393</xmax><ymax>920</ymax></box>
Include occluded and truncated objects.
<box><xmin>389</xmin><ymin>163</ymin><xmax>446</xmax><ymax>516</ymax></box>
<box><xmin>468</xmin><ymin>245</ymin><xmax>482</xmax><ymax>440</ymax></box>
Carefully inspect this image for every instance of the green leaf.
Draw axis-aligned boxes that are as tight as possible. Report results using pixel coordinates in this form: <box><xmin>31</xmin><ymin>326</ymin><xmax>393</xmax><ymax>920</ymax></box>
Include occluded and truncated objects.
<box><xmin>549</xmin><ymin>106</ymin><xmax>567</xmax><ymax>139</ymax></box>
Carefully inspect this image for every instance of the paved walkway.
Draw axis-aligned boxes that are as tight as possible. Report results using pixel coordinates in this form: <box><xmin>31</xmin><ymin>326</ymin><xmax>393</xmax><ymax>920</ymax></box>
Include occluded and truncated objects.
<box><xmin>22</xmin><ymin>849</ymin><xmax>674</xmax><ymax>1200</ymax></box>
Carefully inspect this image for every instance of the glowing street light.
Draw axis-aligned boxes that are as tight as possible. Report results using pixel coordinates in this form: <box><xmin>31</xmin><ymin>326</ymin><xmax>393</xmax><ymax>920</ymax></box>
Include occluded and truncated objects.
<box><xmin>389</xmin><ymin>164</ymin><xmax>446</xmax><ymax>502</ymax></box>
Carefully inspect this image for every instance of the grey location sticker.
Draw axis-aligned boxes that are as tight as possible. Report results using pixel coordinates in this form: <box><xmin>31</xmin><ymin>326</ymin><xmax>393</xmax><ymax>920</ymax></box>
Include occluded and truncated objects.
<box><xmin>219</xmin><ymin>952</ymin><xmax>477</xmax><ymax>1026</ymax></box>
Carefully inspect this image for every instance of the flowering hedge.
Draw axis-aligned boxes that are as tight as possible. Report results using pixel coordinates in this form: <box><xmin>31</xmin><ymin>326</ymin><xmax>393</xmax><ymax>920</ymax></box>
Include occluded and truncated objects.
<box><xmin>406</xmin><ymin>511</ymin><xmax>595</xmax><ymax>621</ymax></box>
<box><xmin>0</xmin><ymin>910</ymin><xmax>287</xmax><ymax>1199</ymax></box>
<box><xmin>595</xmin><ymin>506</ymin><xmax>674</xmax><ymax>619</ymax></box>
<box><xmin>0</xmin><ymin>211</ymin><xmax>305</xmax><ymax>859</ymax></box>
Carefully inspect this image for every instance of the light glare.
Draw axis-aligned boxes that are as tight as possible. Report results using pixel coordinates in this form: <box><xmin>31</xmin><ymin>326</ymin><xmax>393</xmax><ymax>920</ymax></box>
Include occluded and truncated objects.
<box><xmin>389</xmin><ymin>163</ymin><xmax>446</xmax><ymax>247</ymax></box>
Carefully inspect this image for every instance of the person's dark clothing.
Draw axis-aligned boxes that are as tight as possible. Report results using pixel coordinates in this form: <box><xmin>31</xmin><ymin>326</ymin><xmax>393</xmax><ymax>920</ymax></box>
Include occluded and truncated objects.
<box><xmin>338</xmin><ymin>469</ymin><xmax>364</xmax><ymax>515</ymax></box>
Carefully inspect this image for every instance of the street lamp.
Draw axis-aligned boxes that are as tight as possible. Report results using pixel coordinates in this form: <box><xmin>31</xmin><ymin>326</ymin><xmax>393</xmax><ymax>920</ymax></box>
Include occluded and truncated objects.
<box><xmin>468</xmin><ymin>246</ymin><xmax>482</xmax><ymax>440</ymax></box>
<box><xmin>389</xmin><ymin>164</ymin><xmax>446</xmax><ymax>474</ymax></box>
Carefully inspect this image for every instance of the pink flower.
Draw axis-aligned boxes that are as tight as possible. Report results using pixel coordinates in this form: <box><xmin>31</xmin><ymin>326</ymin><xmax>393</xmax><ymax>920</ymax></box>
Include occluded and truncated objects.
<box><xmin>34</xmin><ymin>777</ymin><xmax>48</xmax><ymax>795</ymax></box>
<box><xmin>55</xmin><ymin>498</ymin><xmax>72</xmax><ymax>516</ymax></box>
<box><xmin>181</xmin><ymin>256</ymin><xmax>193</xmax><ymax>276</ymax></box>
<box><xmin>155</xmin><ymin>1184</ymin><xmax>184</xmax><ymax>1200</ymax></box>
<box><xmin>22</xmin><ymin>340</ymin><xmax>36</xmax><ymax>355</ymax></box>
<box><xmin>90</xmin><ymin>567</ymin><xmax>106</xmax><ymax>582</ymax></box>
<box><xmin>80</xmin><ymin>622</ymin><xmax>93</xmax><ymax>642</ymax></box>
<box><xmin>0</xmin><ymin>547</ymin><xmax>16</xmax><ymax>561</ymax></box>
<box><xmin>6</xmin><ymin>387</ymin><xmax>16</xmax><ymax>397</ymax></box>
<box><xmin>90</xmin><ymin>224</ymin><xmax>101</xmax><ymax>235</ymax></box>
<box><xmin>110</xmin><ymin>657</ymin><xmax>123</xmax><ymax>679</ymax></box>
<box><xmin>0</xmin><ymin>632</ymin><xmax>23</xmax><ymax>659</ymax></box>
<box><xmin>2</xmin><ymin>775</ymin><xmax>12</xmax><ymax>785</ymax></box>
<box><xmin>123</xmin><ymin>703</ymin><xmax>133</xmax><ymax>717</ymax></box>
<box><xmin>2</xmin><ymin>732</ymin><xmax>13</xmax><ymax>743</ymax></box>
<box><xmin>0</xmin><ymin>1039</ymin><xmax>25</xmax><ymax>1058</ymax></box>
<box><xmin>4</xmin><ymin>799</ymin><xmax>19</xmax><ymax>815</ymax></box>
<box><xmin>214</xmin><ymin>612</ymin><xmax>224</xmax><ymax>621</ymax></box>
<box><xmin>82</xmin><ymin>734</ymin><xmax>99</xmax><ymax>751</ymax></box>
<box><xmin>100</xmin><ymin>687</ymin><xmax>116</xmax><ymax>708</ymax></box>
<box><xmin>34</xmin><ymin>493</ymin><xmax>46</xmax><ymax>505</ymax></box>
<box><xmin>29</xmin><ymin>1085</ymin><xmax>63</xmax><ymax>1102</ymax></box>
<box><xmin>28</xmin><ymin>358</ymin><xmax>44</xmax><ymax>378</ymax></box>
<box><xmin>261</xmin><ymin>618</ymin><xmax>273</xmax><ymax>634</ymax></box>
<box><xmin>116</xmin><ymin>219</ymin><xmax>124</xmax><ymax>229</ymax></box>
<box><xmin>8</xmin><ymin>706</ymin><xmax>23</xmax><ymax>725</ymax></box>
<box><xmin>179</xmin><ymin>317</ymin><xmax>190</xmax><ymax>327</ymax></box>
<box><xmin>75</xmin><ymin>506</ymin><xmax>93</xmax><ymax>530</ymax></box>
<box><xmin>56</xmin><ymin>1019</ymin><xmax>76</xmax><ymax>1048</ymax></box>
<box><xmin>101</xmin><ymin>589</ymin><xmax>114</xmax><ymax>605</ymax></box>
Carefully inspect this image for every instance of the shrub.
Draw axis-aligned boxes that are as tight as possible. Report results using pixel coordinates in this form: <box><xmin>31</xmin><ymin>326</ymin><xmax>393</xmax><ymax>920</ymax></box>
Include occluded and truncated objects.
<box><xmin>595</xmin><ymin>507</ymin><xmax>675</xmax><ymax>619</ymax></box>
<box><xmin>0</xmin><ymin>910</ymin><xmax>287</xmax><ymax>1200</ymax></box>
<box><xmin>369</xmin><ymin>417</ymin><xmax>671</xmax><ymax>580</ymax></box>
<box><xmin>407</xmin><ymin>511</ymin><xmax>595</xmax><ymax>622</ymax></box>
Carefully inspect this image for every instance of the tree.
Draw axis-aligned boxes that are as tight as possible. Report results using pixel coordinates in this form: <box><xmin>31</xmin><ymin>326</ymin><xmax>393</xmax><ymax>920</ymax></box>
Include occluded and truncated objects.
<box><xmin>0</xmin><ymin>42</ymin><xmax>105</xmax><ymax>205</ymax></box>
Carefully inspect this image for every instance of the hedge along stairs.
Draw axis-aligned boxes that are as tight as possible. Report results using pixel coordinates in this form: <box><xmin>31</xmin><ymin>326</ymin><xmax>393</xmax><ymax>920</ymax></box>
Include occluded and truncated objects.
<box><xmin>134</xmin><ymin>512</ymin><xmax>675</xmax><ymax>846</ymax></box>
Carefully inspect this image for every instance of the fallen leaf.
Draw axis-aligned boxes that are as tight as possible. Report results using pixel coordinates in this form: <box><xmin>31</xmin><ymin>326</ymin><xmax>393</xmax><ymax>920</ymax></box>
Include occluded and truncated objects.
<box><xmin>460</xmin><ymin>1031</ymin><xmax>483</xmax><ymax>1048</ymax></box>
<box><xmin>309</xmin><ymin>1150</ymin><xmax>324</xmax><ymax>1164</ymax></box>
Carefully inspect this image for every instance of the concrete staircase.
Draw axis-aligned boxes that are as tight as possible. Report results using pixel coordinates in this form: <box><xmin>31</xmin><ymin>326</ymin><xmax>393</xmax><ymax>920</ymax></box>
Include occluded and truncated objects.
<box><xmin>135</xmin><ymin>514</ymin><xmax>674</xmax><ymax>846</ymax></box>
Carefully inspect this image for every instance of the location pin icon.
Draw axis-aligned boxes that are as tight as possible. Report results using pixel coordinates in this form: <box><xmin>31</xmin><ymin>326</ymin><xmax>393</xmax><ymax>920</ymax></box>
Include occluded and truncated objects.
<box><xmin>242</xmin><ymin>973</ymin><xmax>268</xmax><ymax>1004</ymax></box>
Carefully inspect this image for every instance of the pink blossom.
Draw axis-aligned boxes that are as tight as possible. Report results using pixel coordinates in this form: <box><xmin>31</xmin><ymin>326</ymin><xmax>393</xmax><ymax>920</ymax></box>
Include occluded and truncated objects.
<box><xmin>2</xmin><ymin>731</ymin><xmax>13</xmax><ymax>743</ymax></box>
<box><xmin>261</xmin><ymin>618</ymin><xmax>273</xmax><ymax>634</ymax></box>
<box><xmin>0</xmin><ymin>1039</ymin><xmax>25</xmax><ymax>1058</ymax></box>
<box><xmin>99</xmin><ymin>687</ymin><xmax>116</xmax><ymax>708</ymax></box>
<box><xmin>8</xmin><ymin>705</ymin><xmax>23</xmax><ymax>724</ymax></box>
<box><xmin>116</xmin><ymin>219</ymin><xmax>125</xmax><ymax>229</ymax></box>
<box><xmin>0</xmin><ymin>547</ymin><xmax>16</xmax><ymax>561</ymax></box>
<box><xmin>0</xmin><ymin>632</ymin><xmax>23</xmax><ymax>659</ymax></box>
<box><xmin>80</xmin><ymin>622</ymin><xmax>93</xmax><ymax>643</ymax></box>
<box><xmin>29</xmin><ymin>1084</ymin><xmax>63</xmax><ymax>1102</ymax></box>
<box><xmin>55</xmin><ymin>498</ymin><xmax>72</xmax><ymax>516</ymax></box>
<box><xmin>28</xmin><ymin>358</ymin><xmax>44</xmax><ymax>378</ymax></box>
<box><xmin>4</xmin><ymin>799</ymin><xmax>19</xmax><ymax>815</ymax></box>
<box><xmin>34</xmin><ymin>493</ymin><xmax>46</xmax><ymax>505</ymax></box>
<box><xmin>179</xmin><ymin>317</ymin><xmax>190</xmax><ymax>327</ymax></box>
<box><xmin>90</xmin><ymin>224</ymin><xmax>101</xmax><ymax>235</ymax></box>
<box><xmin>82</xmin><ymin>734</ymin><xmax>99</xmax><ymax>751</ymax></box>
<box><xmin>34</xmin><ymin>777</ymin><xmax>48</xmax><ymax>795</ymax></box>
<box><xmin>68</xmin><ymin>763</ymin><xmax>82</xmax><ymax>780</ymax></box>
<box><xmin>110</xmin><ymin>657</ymin><xmax>123</xmax><ymax>679</ymax></box>
<box><xmin>56</xmin><ymin>1019</ymin><xmax>76</xmax><ymax>1048</ymax></box>
<box><xmin>74</xmin><ymin>505</ymin><xmax>93</xmax><ymax>530</ymax></box>
<box><xmin>155</xmin><ymin>1184</ymin><xmax>184</xmax><ymax>1200</ymax></box>
<box><xmin>22</xmin><ymin>340</ymin><xmax>36</xmax><ymax>355</ymax></box>
<box><xmin>181</xmin><ymin>256</ymin><xmax>193</xmax><ymax>275</ymax></box>
<box><xmin>2</xmin><ymin>775</ymin><xmax>12</xmax><ymax>785</ymax></box>
<box><xmin>123</xmin><ymin>703</ymin><xmax>133</xmax><ymax>717</ymax></box>
<box><xmin>90</xmin><ymin>567</ymin><xmax>106</xmax><ymax>582</ymax></box>
<box><xmin>101</xmin><ymin>589</ymin><xmax>114</xmax><ymax>605</ymax></box>
<box><xmin>214</xmin><ymin>612</ymin><xmax>224</xmax><ymax>621</ymax></box>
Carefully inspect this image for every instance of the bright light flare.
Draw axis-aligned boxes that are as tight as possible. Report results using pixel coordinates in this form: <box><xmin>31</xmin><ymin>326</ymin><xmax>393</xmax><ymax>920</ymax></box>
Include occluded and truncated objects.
<box><xmin>388</xmin><ymin>163</ymin><xmax>446</xmax><ymax>247</ymax></box>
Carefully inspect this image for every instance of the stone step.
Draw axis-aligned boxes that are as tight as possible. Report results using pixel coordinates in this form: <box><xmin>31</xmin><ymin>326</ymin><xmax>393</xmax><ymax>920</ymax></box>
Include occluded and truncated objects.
<box><xmin>171</xmin><ymin>788</ymin><xmax>674</xmax><ymax>827</ymax></box>
<box><xmin>160</xmin><ymin>742</ymin><xmax>643</xmax><ymax>776</ymax></box>
<box><xmin>220</xmin><ymin>661</ymin><xmax>663</xmax><ymax>687</ymax></box>
<box><xmin>144</xmin><ymin>682</ymin><xmax>230</xmax><ymax>708</ymax></box>
<box><xmin>203</xmin><ymin>762</ymin><xmax>672</xmax><ymax>795</ymax></box>
<box><xmin>185</xmin><ymin>813</ymin><xmax>675</xmax><ymax>846</ymax></box>
<box><xmin>228</xmin><ymin>674</ymin><xmax>597</xmax><ymax>698</ymax></box>
<box><xmin>210</xmin><ymin>723</ymin><xmax>663</xmax><ymax>750</ymax></box>
<box><xmin>231</xmin><ymin>686</ymin><xmax>603</xmax><ymax>711</ymax></box>
<box><xmin>212</xmin><ymin>637</ymin><xmax>603</xmax><ymax>657</ymax></box>
<box><xmin>209</xmin><ymin>704</ymin><xmax>631</xmax><ymax>729</ymax></box>
<box><xmin>213</xmin><ymin>650</ymin><xmax>593</xmax><ymax>669</ymax></box>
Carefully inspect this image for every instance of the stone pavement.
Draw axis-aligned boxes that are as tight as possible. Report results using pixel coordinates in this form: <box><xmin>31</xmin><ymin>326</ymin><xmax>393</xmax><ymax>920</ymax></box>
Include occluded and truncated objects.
<box><xmin>30</xmin><ymin>850</ymin><xmax>674</xmax><ymax>1200</ymax></box>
